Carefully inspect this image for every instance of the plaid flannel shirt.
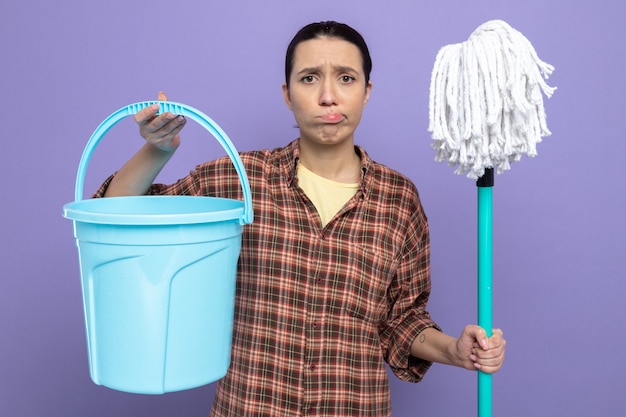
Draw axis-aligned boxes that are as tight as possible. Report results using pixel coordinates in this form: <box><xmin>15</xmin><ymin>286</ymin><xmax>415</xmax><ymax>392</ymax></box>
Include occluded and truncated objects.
<box><xmin>95</xmin><ymin>139</ymin><xmax>440</xmax><ymax>416</ymax></box>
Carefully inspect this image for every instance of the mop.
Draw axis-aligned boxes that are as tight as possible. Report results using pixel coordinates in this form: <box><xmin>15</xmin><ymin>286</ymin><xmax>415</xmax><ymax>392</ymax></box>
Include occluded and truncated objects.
<box><xmin>427</xmin><ymin>20</ymin><xmax>555</xmax><ymax>417</ymax></box>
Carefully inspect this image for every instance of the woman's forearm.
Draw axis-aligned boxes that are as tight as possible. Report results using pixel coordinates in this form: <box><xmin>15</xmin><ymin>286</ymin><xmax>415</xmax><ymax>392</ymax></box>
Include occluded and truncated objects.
<box><xmin>410</xmin><ymin>327</ymin><xmax>460</xmax><ymax>367</ymax></box>
<box><xmin>104</xmin><ymin>142</ymin><xmax>175</xmax><ymax>197</ymax></box>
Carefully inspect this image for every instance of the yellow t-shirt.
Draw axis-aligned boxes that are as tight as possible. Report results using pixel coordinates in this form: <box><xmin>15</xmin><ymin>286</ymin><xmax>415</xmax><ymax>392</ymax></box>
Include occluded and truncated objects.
<box><xmin>297</xmin><ymin>163</ymin><xmax>359</xmax><ymax>227</ymax></box>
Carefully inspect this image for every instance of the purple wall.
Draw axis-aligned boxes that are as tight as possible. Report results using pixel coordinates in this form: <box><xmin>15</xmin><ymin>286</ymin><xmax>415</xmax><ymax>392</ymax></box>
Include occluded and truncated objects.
<box><xmin>1</xmin><ymin>1</ymin><xmax>624</xmax><ymax>416</ymax></box>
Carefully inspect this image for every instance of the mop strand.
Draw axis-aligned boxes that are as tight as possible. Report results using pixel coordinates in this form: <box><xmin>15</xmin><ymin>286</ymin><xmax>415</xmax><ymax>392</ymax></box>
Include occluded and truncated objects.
<box><xmin>428</xmin><ymin>20</ymin><xmax>556</xmax><ymax>179</ymax></box>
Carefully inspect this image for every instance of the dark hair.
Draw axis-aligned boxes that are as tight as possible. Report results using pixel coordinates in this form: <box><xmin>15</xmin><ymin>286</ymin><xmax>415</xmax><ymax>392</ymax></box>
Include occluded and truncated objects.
<box><xmin>284</xmin><ymin>21</ymin><xmax>372</xmax><ymax>88</ymax></box>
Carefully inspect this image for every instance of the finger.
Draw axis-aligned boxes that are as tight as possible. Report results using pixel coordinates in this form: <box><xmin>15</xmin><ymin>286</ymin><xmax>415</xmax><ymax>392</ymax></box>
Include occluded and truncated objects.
<box><xmin>473</xmin><ymin>349</ymin><xmax>505</xmax><ymax>372</ymax></box>
<box><xmin>160</xmin><ymin>115</ymin><xmax>186</xmax><ymax>137</ymax></box>
<box><xmin>473</xmin><ymin>348</ymin><xmax>505</xmax><ymax>372</ymax></box>
<box><xmin>143</xmin><ymin>112</ymin><xmax>185</xmax><ymax>134</ymax></box>
<box><xmin>474</xmin><ymin>361</ymin><xmax>502</xmax><ymax>374</ymax></box>
<box><xmin>487</xmin><ymin>329</ymin><xmax>505</xmax><ymax>349</ymax></box>
<box><xmin>474</xmin><ymin>345</ymin><xmax>505</xmax><ymax>360</ymax></box>
<box><xmin>134</xmin><ymin>103</ymin><xmax>161</xmax><ymax>126</ymax></box>
<box><xmin>474</xmin><ymin>327</ymin><xmax>489</xmax><ymax>351</ymax></box>
<box><xmin>149</xmin><ymin>114</ymin><xmax>186</xmax><ymax>138</ymax></box>
<box><xmin>144</xmin><ymin>91</ymin><xmax>180</xmax><ymax>133</ymax></box>
<box><xmin>134</xmin><ymin>91</ymin><xmax>170</xmax><ymax>125</ymax></box>
<box><xmin>461</xmin><ymin>325</ymin><xmax>489</xmax><ymax>351</ymax></box>
<box><xmin>474</xmin><ymin>327</ymin><xmax>504</xmax><ymax>351</ymax></box>
<box><xmin>476</xmin><ymin>355</ymin><xmax>505</xmax><ymax>373</ymax></box>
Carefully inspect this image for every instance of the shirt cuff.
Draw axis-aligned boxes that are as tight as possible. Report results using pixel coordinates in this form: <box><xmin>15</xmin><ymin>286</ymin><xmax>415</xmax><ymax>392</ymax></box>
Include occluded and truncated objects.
<box><xmin>387</xmin><ymin>315</ymin><xmax>442</xmax><ymax>383</ymax></box>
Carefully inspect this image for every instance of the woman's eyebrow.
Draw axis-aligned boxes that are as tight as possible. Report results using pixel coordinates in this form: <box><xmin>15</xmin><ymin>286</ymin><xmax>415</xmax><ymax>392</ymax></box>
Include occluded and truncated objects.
<box><xmin>333</xmin><ymin>65</ymin><xmax>359</xmax><ymax>74</ymax></box>
<box><xmin>296</xmin><ymin>65</ymin><xmax>359</xmax><ymax>76</ymax></box>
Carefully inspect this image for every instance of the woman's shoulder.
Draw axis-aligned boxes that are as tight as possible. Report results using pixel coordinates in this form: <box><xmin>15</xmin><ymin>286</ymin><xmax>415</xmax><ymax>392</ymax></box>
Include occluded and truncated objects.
<box><xmin>361</xmin><ymin>152</ymin><xmax>419</xmax><ymax>196</ymax></box>
<box><xmin>194</xmin><ymin>144</ymin><xmax>286</xmax><ymax>170</ymax></box>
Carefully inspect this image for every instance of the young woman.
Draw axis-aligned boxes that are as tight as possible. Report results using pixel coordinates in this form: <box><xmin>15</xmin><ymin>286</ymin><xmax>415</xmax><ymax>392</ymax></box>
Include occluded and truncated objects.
<box><xmin>98</xmin><ymin>21</ymin><xmax>505</xmax><ymax>417</ymax></box>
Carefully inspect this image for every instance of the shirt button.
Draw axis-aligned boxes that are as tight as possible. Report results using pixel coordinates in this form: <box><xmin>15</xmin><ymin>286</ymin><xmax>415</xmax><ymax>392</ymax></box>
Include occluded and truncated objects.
<box><xmin>308</xmin><ymin>407</ymin><xmax>315</xmax><ymax>414</ymax></box>
<box><xmin>310</xmin><ymin>364</ymin><xmax>317</xmax><ymax>371</ymax></box>
<box><xmin>312</xmin><ymin>321</ymin><xmax>319</xmax><ymax>328</ymax></box>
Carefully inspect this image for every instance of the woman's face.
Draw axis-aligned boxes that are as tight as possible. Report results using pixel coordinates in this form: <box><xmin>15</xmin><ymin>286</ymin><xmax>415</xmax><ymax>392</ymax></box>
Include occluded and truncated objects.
<box><xmin>282</xmin><ymin>37</ymin><xmax>372</xmax><ymax>148</ymax></box>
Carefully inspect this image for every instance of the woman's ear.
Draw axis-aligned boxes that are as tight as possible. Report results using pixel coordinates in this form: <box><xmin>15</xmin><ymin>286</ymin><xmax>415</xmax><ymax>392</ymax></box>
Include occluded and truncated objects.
<box><xmin>282</xmin><ymin>83</ymin><xmax>293</xmax><ymax>110</ymax></box>
<box><xmin>364</xmin><ymin>80</ymin><xmax>372</xmax><ymax>106</ymax></box>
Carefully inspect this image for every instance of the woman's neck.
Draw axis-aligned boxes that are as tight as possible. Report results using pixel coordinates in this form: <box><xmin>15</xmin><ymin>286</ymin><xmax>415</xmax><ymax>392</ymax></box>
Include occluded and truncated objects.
<box><xmin>298</xmin><ymin>139</ymin><xmax>361</xmax><ymax>183</ymax></box>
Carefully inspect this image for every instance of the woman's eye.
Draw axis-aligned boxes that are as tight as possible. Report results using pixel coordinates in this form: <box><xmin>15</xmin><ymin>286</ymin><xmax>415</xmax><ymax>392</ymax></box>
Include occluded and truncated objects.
<box><xmin>340</xmin><ymin>75</ymin><xmax>356</xmax><ymax>83</ymax></box>
<box><xmin>301</xmin><ymin>75</ymin><xmax>315</xmax><ymax>83</ymax></box>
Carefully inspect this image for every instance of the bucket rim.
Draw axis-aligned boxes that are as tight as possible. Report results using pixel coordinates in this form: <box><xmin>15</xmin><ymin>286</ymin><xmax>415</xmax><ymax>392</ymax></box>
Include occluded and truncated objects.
<box><xmin>62</xmin><ymin>195</ymin><xmax>245</xmax><ymax>225</ymax></box>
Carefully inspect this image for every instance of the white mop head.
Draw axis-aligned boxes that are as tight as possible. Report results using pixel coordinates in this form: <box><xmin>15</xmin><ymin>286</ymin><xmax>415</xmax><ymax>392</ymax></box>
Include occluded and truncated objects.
<box><xmin>428</xmin><ymin>20</ymin><xmax>556</xmax><ymax>179</ymax></box>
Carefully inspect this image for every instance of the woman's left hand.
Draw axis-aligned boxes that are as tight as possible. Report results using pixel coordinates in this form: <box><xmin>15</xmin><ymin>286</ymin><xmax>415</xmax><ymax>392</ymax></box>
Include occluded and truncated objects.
<box><xmin>456</xmin><ymin>325</ymin><xmax>506</xmax><ymax>373</ymax></box>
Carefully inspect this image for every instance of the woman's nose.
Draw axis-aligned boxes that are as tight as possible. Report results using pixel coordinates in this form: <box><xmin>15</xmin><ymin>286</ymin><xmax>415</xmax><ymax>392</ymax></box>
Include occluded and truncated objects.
<box><xmin>319</xmin><ymin>80</ymin><xmax>337</xmax><ymax>106</ymax></box>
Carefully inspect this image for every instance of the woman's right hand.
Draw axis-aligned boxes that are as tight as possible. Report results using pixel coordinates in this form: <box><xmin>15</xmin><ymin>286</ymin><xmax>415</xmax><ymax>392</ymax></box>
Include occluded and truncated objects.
<box><xmin>134</xmin><ymin>91</ymin><xmax>186</xmax><ymax>152</ymax></box>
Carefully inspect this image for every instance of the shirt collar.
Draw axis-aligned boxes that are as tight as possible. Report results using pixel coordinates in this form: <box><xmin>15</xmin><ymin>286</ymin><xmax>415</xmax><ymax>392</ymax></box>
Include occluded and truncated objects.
<box><xmin>282</xmin><ymin>139</ymin><xmax>373</xmax><ymax>197</ymax></box>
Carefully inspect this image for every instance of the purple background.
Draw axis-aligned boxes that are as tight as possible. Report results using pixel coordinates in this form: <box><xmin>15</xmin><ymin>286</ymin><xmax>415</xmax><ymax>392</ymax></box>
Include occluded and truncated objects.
<box><xmin>2</xmin><ymin>1</ymin><xmax>625</xmax><ymax>416</ymax></box>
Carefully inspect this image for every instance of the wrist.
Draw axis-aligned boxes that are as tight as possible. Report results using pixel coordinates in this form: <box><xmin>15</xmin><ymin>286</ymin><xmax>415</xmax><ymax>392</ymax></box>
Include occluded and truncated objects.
<box><xmin>448</xmin><ymin>339</ymin><xmax>465</xmax><ymax>368</ymax></box>
<box><xmin>143</xmin><ymin>142</ymin><xmax>178</xmax><ymax>162</ymax></box>
<box><xmin>148</xmin><ymin>140</ymin><xmax>179</xmax><ymax>154</ymax></box>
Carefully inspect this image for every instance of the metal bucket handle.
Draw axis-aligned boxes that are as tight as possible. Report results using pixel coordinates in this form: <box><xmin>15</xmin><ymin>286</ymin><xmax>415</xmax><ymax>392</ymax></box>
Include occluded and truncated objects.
<box><xmin>73</xmin><ymin>101</ymin><xmax>253</xmax><ymax>225</ymax></box>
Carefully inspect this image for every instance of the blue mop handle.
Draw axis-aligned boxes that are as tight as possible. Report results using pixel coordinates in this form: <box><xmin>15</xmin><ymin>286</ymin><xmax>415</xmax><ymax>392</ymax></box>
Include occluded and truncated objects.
<box><xmin>477</xmin><ymin>168</ymin><xmax>494</xmax><ymax>417</ymax></box>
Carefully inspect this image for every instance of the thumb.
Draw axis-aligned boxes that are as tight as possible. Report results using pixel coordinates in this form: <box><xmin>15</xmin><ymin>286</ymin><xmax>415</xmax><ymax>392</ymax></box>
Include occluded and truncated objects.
<box><xmin>465</xmin><ymin>325</ymin><xmax>489</xmax><ymax>350</ymax></box>
<box><xmin>158</xmin><ymin>91</ymin><xmax>168</xmax><ymax>101</ymax></box>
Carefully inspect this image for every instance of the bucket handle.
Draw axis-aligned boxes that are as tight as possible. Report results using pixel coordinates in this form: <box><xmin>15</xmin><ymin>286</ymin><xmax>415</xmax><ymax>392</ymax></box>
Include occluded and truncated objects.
<box><xmin>74</xmin><ymin>101</ymin><xmax>253</xmax><ymax>225</ymax></box>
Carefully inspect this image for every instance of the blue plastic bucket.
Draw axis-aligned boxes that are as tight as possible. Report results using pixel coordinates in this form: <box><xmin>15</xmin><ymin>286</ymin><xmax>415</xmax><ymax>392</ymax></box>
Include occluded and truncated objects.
<box><xmin>63</xmin><ymin>102</ymin><xmax>253</xmax><ymax>394</ymax></box>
